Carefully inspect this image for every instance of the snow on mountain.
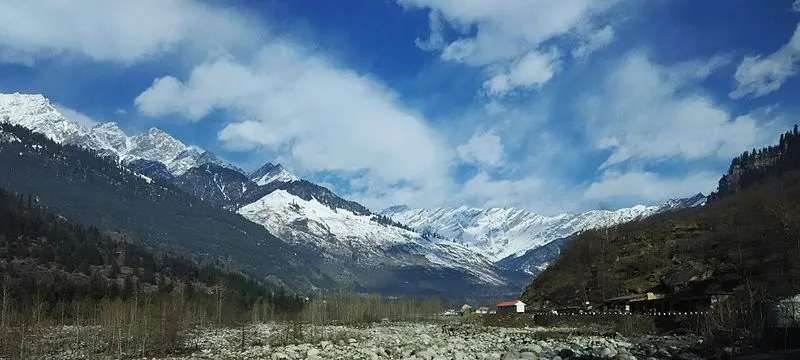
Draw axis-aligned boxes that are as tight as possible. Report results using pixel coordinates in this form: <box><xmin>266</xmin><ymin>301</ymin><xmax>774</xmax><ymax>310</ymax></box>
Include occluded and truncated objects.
<box><xmin>381</xmin><ymin>198</ymin><xmax>703</xmax><ymax>263</ymax></box>
<box><xmin>0</xmin><ymin>92</ymin><xmax>236</xmax><ymax>176</ymax></box>
<box><xmin>0</xmin><ymin>93</ymin><xmax>86</xmax><ymax>143</ymax></box>
<box><xmin>238</xmin><ymin>189</ymin><xmax>508</xmax><ymax>288</ymax></box>
<box><xmin>249</xmin><ymin>163</ymin><xmax>299</xmax><ymax>186</ymax></box>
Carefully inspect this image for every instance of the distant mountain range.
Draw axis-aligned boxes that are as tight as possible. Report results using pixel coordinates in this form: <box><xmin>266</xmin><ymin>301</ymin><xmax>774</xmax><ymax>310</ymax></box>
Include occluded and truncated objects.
<box><xmin>0</xmin><ymin>92</ymin><xmax>708</xmax><ymax>298</ymax></box>
<box><xmin>380</xmin><ymin>193</ymin><xmax>706</xmax><ymax>275</ymax></box>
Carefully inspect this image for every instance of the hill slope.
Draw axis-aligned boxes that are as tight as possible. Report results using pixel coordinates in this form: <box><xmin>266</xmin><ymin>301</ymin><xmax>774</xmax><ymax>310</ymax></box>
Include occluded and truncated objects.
<box><xmin>0</xmin><ymin>123</ymin><xmax>332</xmax><ymax>292</ymax></box>
<box><xmin>522</xmin><ymin>128</ymin><xmax>800</xmax><ymax>308</ymax></box>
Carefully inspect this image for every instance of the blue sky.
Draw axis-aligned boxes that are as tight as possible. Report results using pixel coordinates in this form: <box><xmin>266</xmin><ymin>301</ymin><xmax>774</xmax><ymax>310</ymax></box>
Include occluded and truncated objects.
<box><xmin>1</xmin><ymin>0</ymin><xmax>799</xmax><ymax>214</ymax></box>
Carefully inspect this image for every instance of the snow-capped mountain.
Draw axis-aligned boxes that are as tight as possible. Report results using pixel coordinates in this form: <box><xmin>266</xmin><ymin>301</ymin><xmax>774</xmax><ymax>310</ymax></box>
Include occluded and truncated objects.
<box><xmin>0</xmin><ymin>93</ymin><xmax>235</xmax><ymax>176</ymax></box>
<box><xmin>380</xmin><ymin>205</ymin><xmax>658</xmax><ymax>262</ymax></box>
<box><xmin>0</xmin><ymin>93</ymin><xmax>85</xmax><ymax>143</ymax></box>
<box><xmin>250</xmin><ymin>163</ymin><xmax>299</xmax><ymax>186</ymax></box>
<box><xmin>237</xmin><ymin>188</ymin><xmax>519</xmax><ymax>296</ymax></box>
<box><xmin>380</xmin><ymin>194</ymin><xmax>707</xmax><ymax>274</ymax></box>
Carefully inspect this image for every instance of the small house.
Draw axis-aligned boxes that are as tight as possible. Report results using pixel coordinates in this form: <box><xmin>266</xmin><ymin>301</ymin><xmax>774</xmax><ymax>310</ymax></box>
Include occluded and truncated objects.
<box><xmin>475</xmin><ymin>306</ymin><xmax>490</xmax><ymax>314</ymax></box>
<box><xmin>496</xmin><ymin>300</ymin><xmax>525</xmax><ymax>313</ymax></box>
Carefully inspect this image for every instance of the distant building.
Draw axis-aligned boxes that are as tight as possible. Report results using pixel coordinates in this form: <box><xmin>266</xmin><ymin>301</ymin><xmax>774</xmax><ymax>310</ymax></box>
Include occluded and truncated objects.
<box><xmin>475</xmin><ymin>306</ymin><xmax>490</xmax><ymax>314</ymax></box>
<box><xmin>496</xmin><ymin>300</ymin><xmax>525</xmax><ymax>313</ymax></box>
<box><xmin>603</xmin><ymin>282</ymin><xmax>733</xmax><ymax>314</ymax></box>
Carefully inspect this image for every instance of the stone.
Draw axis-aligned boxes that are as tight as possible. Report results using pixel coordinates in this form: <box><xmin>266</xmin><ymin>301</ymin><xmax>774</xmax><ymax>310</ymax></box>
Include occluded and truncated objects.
<box><xmin>559</xmin><ymin>348</ymin><xmax>576</xmax><ymax>359</ymax></box>
<box><xmin>600</xmin><ymin>347</ymin><xmax>618</xmax><ymax>358</ymax></box>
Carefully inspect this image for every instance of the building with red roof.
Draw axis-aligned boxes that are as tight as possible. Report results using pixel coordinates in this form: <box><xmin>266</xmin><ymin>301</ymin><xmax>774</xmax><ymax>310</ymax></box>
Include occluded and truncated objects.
<box><xmin>496</xmin><ymin>300</ymin><xmax>525</xmax><ymax>313</ymax></box>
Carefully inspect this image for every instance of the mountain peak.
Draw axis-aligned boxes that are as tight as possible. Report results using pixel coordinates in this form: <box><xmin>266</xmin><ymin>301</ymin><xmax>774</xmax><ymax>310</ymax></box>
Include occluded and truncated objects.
<box><xmin>1</xmin><ymin>92</ymin><xmax>239</xmax><ymax>177</ymax></box>
<box><xmin>143</xmin><ymin>126</ymin><xmax>175</xmax><ymax>139</ymax></box>
<box><xmin>249</xmin><ymin>162</ymin><xmax>298</xmax><ymax>186</ymax></box>
<box><xmin>0</xmin><ymin>92</ymin><xmax>86</xmax><ymax>143</ymax></box>
<box><xmin>381</xmin><ymin>204</ymin><xmax>410</xmax><ymax>215</ymax></box>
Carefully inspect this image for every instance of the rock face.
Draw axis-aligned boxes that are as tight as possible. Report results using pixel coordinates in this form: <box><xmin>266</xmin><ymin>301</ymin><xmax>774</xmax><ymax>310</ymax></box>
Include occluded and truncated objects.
<box><xmin>711</xmin><ymin>126</ymin><xmax>800</xmax><ymax>201</ymax></box>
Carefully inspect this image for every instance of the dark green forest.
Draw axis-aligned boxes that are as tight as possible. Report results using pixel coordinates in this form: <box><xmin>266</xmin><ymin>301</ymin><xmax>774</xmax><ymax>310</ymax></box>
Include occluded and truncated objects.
<box><xmin>0</xmin><ymin>185</ymin><xmax>305</xmax><ymax>316</ymax></box>
<box><xmin>0</xmin><ymin>123</ymin><xmax>332</xmax><ymax>291</ymax></box>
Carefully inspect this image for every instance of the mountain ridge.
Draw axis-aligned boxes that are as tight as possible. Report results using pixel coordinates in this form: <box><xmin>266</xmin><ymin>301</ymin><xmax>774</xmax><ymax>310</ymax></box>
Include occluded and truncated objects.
<box><xmin>381</xmin><ymin>193</ymin><xmax>706</xmax><ymax>265</ymax></box>
<box><xmin>0</xmin><ymin>92</ymin><xmax>238</xmax><ymax>176</ymax></box>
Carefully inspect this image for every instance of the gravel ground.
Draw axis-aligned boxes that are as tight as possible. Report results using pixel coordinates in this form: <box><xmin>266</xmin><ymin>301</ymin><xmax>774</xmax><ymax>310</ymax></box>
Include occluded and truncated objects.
<box><xmin>151</xmin><ymin>322</ymin><xmax>704</xmax><ymax>360</ymax></box>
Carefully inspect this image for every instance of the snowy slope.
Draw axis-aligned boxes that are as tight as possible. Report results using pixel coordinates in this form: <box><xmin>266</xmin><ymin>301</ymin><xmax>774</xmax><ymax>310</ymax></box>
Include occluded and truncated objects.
<box><xmin>0</xmin><ymin>92</ymin><xmax>235</xmax><ymax>175</ymax></box>
<box><xmin>0</xmin><ymin>93</ymin><xmax>86</xmax><ymax>143</ymax></box>
<box><xmin>380</xmin><ymin>205</ymin><xmax>655</xmax><ymax>262</ymax></box>
<box><xmin>238</xmin><ymin>189</ymin><xmax>508</xmax><ymax>287</ymax></box>
<box><xmin>381</xmin><ymin>196</ymin><xmax>705</xmax><ymax>263</ymax></box>
<box><xmin>249</xmin><ymin>163</ymin><xmax>299</xmax><ymax>185</ymax></box>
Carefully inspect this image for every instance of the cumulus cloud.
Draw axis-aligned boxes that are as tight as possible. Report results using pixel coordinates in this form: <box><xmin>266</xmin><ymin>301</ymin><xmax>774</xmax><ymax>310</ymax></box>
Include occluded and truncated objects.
<box><xmin>572</xmin><ymin>25</ymin><xmax>615</xmax><ymax>60</ymax></box>
<box><xmin>456</xmin><ymin>131</ymin><xmax>504</xmax><ymax>167</ymax></box>
<box><xmin>583</xmin><ymin>51</ymin><xmax>775</xmax><ymax>169</ymax></box>
<box><xmin>0</xmin><ymin>0</ymin><xmax>254</xmax><ymax>64</ymax></box>
<box><xmin>584</xmin><ymin>171</ymin><xmax>719</xmax><ymax>201</ymax></box>
<box><xmin>398</xmin><ymin>0</ymin><xmax>624</xmax><ymax>93</ymax></box>
<box><xmin>730</xmin><ymin>23</ymin><xmax>800</xmax><ymax>99</ymax></box>
<box><xmin>135</xmin><ymin>42</ymin><xmax>455</xmax><ymax>207</ymax></box>
<box><xmin>54</xmin><ymin>104</ymin><xmax>99</xmax><ymax>128</ymax></box>
<box><xmin>793</xmin><ymin>0</ymin><xmax>800</xmax><ymax>12</ymax></box>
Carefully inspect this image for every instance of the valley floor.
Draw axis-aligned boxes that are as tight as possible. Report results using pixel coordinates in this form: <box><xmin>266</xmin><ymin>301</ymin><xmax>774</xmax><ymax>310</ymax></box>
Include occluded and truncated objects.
<box><xmin>24</xmin><ymin>321</ymin><xmax>705</xmax><ymax>360</ymax></box>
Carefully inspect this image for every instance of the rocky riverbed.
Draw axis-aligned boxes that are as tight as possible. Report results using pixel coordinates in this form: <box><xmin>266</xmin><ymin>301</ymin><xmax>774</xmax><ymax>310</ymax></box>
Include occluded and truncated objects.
<box><xmin>156</xmin><ymin>322</ymin><xmax>704</xmax><ymax>360</ymax></box>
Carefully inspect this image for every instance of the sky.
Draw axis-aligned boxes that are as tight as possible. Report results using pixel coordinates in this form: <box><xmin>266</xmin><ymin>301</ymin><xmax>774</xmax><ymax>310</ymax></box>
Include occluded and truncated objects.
<box><xmin>1</xmin><ymin>0</ymin><xmax>799</xmax><ymax>214</ymax></box>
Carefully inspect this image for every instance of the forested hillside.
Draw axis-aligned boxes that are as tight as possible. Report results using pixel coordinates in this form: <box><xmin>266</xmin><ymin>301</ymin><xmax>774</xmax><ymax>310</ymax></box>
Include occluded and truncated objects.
<box><xmin>522</xmin><ymin>128</ymin><xmax>800</xmax><ymax>308</ymax></box>
<box><xmin>0</xmin><ymin>123</ymin><xmax>333</xmax><ymax>291</ymax></box>
<box><xmin>0</xmin><ymin>186</ymin><xmax>304</xmax><ymax>310</ymax></box>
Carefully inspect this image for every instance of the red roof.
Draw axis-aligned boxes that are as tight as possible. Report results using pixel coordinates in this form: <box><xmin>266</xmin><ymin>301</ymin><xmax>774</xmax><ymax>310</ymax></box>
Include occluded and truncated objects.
<box><xmin>496</xmin><ymin>300</ymin><xmax>520</xmax><ymax>307</ymax></box>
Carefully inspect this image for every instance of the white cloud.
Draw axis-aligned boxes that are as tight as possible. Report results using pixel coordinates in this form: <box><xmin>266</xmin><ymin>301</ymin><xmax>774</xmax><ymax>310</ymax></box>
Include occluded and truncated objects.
<box><xmin>793</xmin><ymin>0</ymin><xmax>800</xmax><ymax>12</ymax></box>
<box><xmin>584</xmin><ymin>170</ymin><xmax>719</xmax><ymax>201</ymax></box>
<box><xmin>583</xmin><ymin>51</ymin><xmax>775</xmax><ymax>169</ymax></box>
<box><xmin>415</xmin><ymin>10</ymin><xmax>446</xmax><ymax>51</ymax></box>
<box><xmin>457</xmin><ymin>131</ymin><xmax>504</xmax><ymax>167</ymax></box>
<box><xmin>115</xmin><ymin>108</ymin><xmax>127</xmax><ymax>115</ymax></box>
<box><xmin>484</xmin><ymin>49</ymin><xmax>561</xmax><ymax>95</ymax></box>
<box><xmin>730</xmin><ymin>23</ymin><xmax>800</xmax><ymax>99</ymax></box>
<box><xmin>398</xmin><ymin>0</ymin><xmax>624</xmax><ymax>93</ymax></box>
<box><xmin>572</xmin><ymin>25</ymin><xmax>615</xmax><ymax>60</ymax></box>
<box><xmin>135</xmin><ymin>42</ymin><xmax>455</xmax><ymax>208</ymax></box>
<box><xmin>54</xmin><ymin>104</ymin><xmax>99</xmax><ymax>128</ymax></box>
<box><xmin>0</xmin><ymin>0</ymin><xmax>254</xmax><ymax>64</ymax></box>
<box><xmin>460</xmin><ymin>172</ymin><xmax>544</xmax><ymax>208</ymax></box>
